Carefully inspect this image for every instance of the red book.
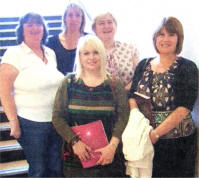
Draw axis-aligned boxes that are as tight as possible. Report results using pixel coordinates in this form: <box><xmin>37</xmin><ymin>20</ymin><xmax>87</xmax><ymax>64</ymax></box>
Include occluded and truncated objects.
<box><xmin>71</xmin><ymin>120</ymin><xmax>109</xmax><ymax>168</ymax></box>
<box><xmin>134</xmin><ymin>92</ymin><xmax>155</xmax><ymax>128</ymax></box>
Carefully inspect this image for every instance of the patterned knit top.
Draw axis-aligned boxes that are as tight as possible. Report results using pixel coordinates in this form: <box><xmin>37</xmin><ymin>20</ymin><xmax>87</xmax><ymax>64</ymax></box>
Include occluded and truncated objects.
<box><xmin>52</xmin><ymin>74</ymin><xmax>129</xmax><ymax>143</ymax></box>
<box><xmin>67</xmin><ymin>75</ymin><xmax>116</xmax><ymax>140</ymax></box>
<box><xmin>106</xmin><ymin>41</ymin><xmax>139</xmax><ymax>86</ymax></box>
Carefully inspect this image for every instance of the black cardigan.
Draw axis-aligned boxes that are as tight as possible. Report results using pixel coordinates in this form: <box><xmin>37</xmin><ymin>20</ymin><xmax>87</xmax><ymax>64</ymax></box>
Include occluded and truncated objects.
<box><xmin>129</xmin><ymin>57</ymin><xmax>198</xmax><ymax>111</ymax></box>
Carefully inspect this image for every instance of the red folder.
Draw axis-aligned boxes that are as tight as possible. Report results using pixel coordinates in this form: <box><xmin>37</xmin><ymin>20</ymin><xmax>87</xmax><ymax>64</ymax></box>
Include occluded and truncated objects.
<box><xmin>71</xmin><ymin>120</ymin><xmax>109</xmax><ymax>168</ymax></box>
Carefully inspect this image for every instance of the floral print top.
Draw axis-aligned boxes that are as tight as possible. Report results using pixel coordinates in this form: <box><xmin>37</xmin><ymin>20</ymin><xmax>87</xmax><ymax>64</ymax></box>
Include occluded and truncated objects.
<box><xmin>136</xmin><ymin>60</ymin><xmax>178</xmax><ymax>111</ymax></box>
<box><xmin>106</xmin><ymin>41</ymin><xmax>139</xmax><ymax>86</ymax></box>
<box><xmin>136</xmin><ymin>59</ymin><xmax>195</xmax><ymax>138</ymax></box>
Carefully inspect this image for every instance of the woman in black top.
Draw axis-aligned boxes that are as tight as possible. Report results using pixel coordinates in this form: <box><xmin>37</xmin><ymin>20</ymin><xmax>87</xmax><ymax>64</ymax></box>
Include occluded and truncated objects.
<box><xmin>47</xmin><ymin>2</ymin><xmax>87</xmax><ymax>75</ymax></box>
<box><xmin>128</xmin><ymin>17</ymin><xmax>198</xmax><ymax>177</ymax></box>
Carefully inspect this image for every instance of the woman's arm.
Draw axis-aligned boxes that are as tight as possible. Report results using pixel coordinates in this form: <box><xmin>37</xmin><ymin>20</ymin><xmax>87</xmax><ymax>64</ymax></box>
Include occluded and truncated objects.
<box><xmin>111</xmin><ymin>78</ymin><xmax>130</xmax><ymax>140</ymax></box>
<box><xmin>124</xmin><ymin>45</ymin><xmax>140</xmax><ymax>91</ymax></box>
<box><xmin>52</xmin><ymin>78</ymin><xmax>76</xmax><ymax>142</ymax></box>
<box><xmin>96</xmin><ymin>78</ymin><xmax>129</xmax><ymax>165</ymax></box>
<box><xmin>128</xmin><ymin>98</ymin><xmax>138</xmax><ymax>110</ymax></box>
<box><xmin>96</xmin><ymin>136</ymin><xmax>120</xmax><ymax>165</ymax></box>
<box><xmin>150</xmin><ymin>107</ymin><xmax>190</xmax><ymax>144</ymax></box>
<box><xmin>52</xmin><ymin>77</ymin><xmax>92</xmax><ymax>161</ymax></box>
<box><xmin>132</xmin><ymin>53</ymin><xmax>139</xmax><ymax>72</ymax></box>
<box><xmin>151</xmin><ymin>60</ymin><xmax>198</xmax><ymax>143</ymax></box>
<box><xmin>0</xmin><ymin>63</ymin><xmax>20</xmax><ymax>138</ymax></box>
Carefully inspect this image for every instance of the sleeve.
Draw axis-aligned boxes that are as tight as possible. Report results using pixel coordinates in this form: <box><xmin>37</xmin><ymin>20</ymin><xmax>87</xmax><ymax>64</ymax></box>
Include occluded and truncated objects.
<box><xmin>112</xmin><ymin>78</ymin><xmax>130</xmax><ymax>140</ymax></box>
<box><xmin>128</xmin><ymin>58</ymin><xmax>148</xmax><ymax>98</ymax></box>
<box><xmin>129</xmin><ymin>43</ymin><xmax>139</xmax><ymax>60</ymax></box>
<box><xmin>175</xmin><ymin>59</ymin><xmax>199</xmax><ymax>111</ymax></box>
<box><xmin>52</xmin><ymin>77</ymin><xmax>76</xmax><ymax>142</ymax></box>
<box><xmin>1</xmin><ymin>47</ymin><xmax>21</xmax><ymax>71</ymax></box>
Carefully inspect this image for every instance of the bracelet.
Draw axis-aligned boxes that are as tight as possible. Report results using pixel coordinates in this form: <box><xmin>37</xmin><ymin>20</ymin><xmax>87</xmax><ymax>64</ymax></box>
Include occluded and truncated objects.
<box><xmin>153</xmin><ymin>130</ymin><xmax>160</xmax><ymax>139</ymax></box>
<box><xmin>71</xmin><ymin>135</ymin><xmax>81</xmax><ymax>146</ymax></box>
<box><xmin>109</xmin><ymin>142</ymin><xmax>117</xmax><ymax>149</ymax></box>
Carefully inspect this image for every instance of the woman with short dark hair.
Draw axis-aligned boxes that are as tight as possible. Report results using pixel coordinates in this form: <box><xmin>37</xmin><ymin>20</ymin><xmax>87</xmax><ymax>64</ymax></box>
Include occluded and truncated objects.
<box><xmin>128</xmin><ymin>16</ymin><xmax>198</xmax><ymax>177</ymax></box>
<box><xmin>0</xmin><ymin>12</ymin><xmax>64</xmax><ymax>177</ymax></box>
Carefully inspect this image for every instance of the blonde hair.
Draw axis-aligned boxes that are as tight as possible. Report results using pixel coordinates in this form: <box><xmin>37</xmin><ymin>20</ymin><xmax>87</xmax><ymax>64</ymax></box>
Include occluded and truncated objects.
<box><xmin>92</xmin><ymin>12</ymin><xmax>117</xmax><ymax>32</ymax></box>
<box><xmin>74</xmin><ymin>35</ymin><xmax>108</xmax><ymax>79</ymax></box>
<box><xmin>153</xmin><ymin>16</ymin><xmax>184</xmax><ymax>54</ymax></box>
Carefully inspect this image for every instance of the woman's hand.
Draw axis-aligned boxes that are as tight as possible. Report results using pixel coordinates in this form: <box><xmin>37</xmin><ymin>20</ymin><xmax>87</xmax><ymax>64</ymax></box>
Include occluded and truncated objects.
<box><xmin>72</xmin><ymin>140</ymin><xmax>92</xmax><ymax>161</ymax></box>
<box><xmin>95</xmin><ymin>143</ymin><xmax>117</xmax><ymax>165</ymax></box>
<box><xmin>149</xmin><ymin>129</ymin><xmax>159</xmax><ymax>144</ymax></box>
<box><xmin>9</xmin><ymin>119</ymin><xmax>21</xmax><ymax>139</ymax></box>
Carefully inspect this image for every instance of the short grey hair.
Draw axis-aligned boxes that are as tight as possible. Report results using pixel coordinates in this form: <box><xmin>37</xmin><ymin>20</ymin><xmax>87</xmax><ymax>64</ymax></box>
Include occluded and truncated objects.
<box><xmin>92</xmin><ymin>12</ymin><xmax>117</xmax><ymax>33</ymax></box>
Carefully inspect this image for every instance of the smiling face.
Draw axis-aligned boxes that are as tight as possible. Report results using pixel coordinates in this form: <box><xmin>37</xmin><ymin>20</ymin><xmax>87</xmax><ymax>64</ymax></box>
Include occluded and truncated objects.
<box><xmin>79</xmin><ymin>43</ymin><xmax>101</xmax><ymax>72</ymax></box>
<box><xmin>155</xmin><ymin>27</ymin><xmax>178</xmax><ymax>55</ymax></box>
<box><xmin>65</xmin><ymin>7</ymin><xmax>83</xmax><ymax>32</ymax></box>
<box><xmin>153</xmin><ymin>17</ymin><xmax>184</xmax><ymax>55</ymax></box>
<box><xmin>94</xmin><ymin>14</ymin><xmax>116</xmax><ymax>42</ymax></box>
<box><xmin>23</xmin><ymin>19</ymin><xmax>43</xmax><ymax>45</ymax></box>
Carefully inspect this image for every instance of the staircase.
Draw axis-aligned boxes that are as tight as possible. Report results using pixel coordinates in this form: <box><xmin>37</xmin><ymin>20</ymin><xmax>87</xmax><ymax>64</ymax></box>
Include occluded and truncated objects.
<box><xmin>0</xmin><ymin>15</ymin><xmax>62</xmax><ymax>61</ymax></box>
<box><xmin>0</xmin><ymin>15</ymin><xmax>62</xmax><ymax>177</ymax></box>
<box><xmin>0</xmin><ymin>106</ymin><xmax>29</xmax><ymax>177</ymax></box>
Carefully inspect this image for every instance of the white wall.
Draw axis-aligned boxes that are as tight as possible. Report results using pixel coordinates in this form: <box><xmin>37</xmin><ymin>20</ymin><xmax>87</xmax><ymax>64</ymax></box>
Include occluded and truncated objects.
<box><xmin>84</xmin><ymin>0</ymin><xmax>199</xmax><ymax>66</ymax></box>
<box><xmin>1</xmin><ymin>0</ymin><xmax>199</xmax><ymax>67</ymax></box>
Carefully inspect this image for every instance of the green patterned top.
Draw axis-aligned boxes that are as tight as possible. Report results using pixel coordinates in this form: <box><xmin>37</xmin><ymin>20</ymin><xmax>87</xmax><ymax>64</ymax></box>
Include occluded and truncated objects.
<box><xmin>52</xmin><ymin>74</ymin><xmax>129</xmax><ymax>143</ymax></box>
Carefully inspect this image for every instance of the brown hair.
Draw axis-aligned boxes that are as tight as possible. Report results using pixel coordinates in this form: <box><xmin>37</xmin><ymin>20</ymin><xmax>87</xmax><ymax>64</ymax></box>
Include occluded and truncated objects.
<box><xmin>16</xmin><ymin>12</ymin><xmax>48</xmax><ymax>44</ymax></box>
<box><xmin>63</xmin><ymin>2</ymin><xmax>86</xmax><ymax>34</ymax></box>
<box><xmin>153</xmin><ymin>17</ymin><xmax>184</xmax><ymax>54</ymax></box>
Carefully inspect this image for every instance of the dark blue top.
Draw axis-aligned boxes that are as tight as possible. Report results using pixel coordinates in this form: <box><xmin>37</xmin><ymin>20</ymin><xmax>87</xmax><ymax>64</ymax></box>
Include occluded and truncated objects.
<box><xmin>46</xmin><ymin>33</ymin><xmax>88</xmax><ymax>75</ymax></box>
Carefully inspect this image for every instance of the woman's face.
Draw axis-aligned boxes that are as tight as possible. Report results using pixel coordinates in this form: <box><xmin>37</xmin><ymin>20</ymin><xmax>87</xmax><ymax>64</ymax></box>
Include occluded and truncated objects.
<box><xmin>65</xmin><ymin>7</ymin><xmax>82</xmax><ymax>32</ymax></box>
<box><xmin>80</xmin><ymin>43</ymin><xmax>101</xmax><ymax>72</ymax></box>
<box><xmin>94</xmin><ymin>14</ymin><xmax>116</xmax><ymax>42</ymax></box>
<box><xmin>23</xmin><ymin>20</ymin><xmax>43</xmax><ymax>45</ymax></box>
<box><xmin>156</xmin><ymin>27</ymin><xmax>178</xmax><ymax>55</ymax></box>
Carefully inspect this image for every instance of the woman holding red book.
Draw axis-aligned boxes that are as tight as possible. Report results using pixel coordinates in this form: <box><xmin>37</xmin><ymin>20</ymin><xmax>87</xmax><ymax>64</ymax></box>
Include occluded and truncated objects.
<box><xmin>52</xmin><ymin>35</ymin><xmax>129</xmax><ymax>177</ymax></box>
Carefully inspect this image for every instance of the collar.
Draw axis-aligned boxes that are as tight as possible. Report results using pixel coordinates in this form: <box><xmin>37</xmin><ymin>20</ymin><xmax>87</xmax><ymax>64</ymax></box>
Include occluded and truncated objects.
<box><xmin>20</xmin><ymin>42</ymin><xmax>33</xmax><ymax>54</ymax></box>
<box><xmin>20</xmin><ymin>42</ymin><xmax>48</xmax><ymax>55</ymax></box>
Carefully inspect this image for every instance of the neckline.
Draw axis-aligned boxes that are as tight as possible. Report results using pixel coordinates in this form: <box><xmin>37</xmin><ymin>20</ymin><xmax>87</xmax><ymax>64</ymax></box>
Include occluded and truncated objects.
<box><xmin>77</xmin><ymin>77</ymin><xmax>108</xmax><ymax>89</ymax></box>
<box><xmin>58</xmin><ymin>33</ymin><xmax>80</xmax><ymax>51</ymax></box>
<box><xmin>150</xmin><ymin>57</ymin><xmax>179</xmax><ymax>74</ymax></box>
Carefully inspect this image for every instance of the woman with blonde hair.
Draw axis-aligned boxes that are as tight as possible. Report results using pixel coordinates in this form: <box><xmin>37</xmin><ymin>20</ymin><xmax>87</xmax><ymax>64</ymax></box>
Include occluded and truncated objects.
<box><xmin>52</xmin><ymin>35</ymin><xmax>129</xmax><ymax>177</ymax></box>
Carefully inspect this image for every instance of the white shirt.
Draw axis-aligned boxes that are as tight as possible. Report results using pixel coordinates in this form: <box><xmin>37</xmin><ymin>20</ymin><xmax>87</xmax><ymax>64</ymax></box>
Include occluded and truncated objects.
<box><xmin>1</xmin><ymin>42</ymin><xmax>64</xmax><ymax>122</ymax></box>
